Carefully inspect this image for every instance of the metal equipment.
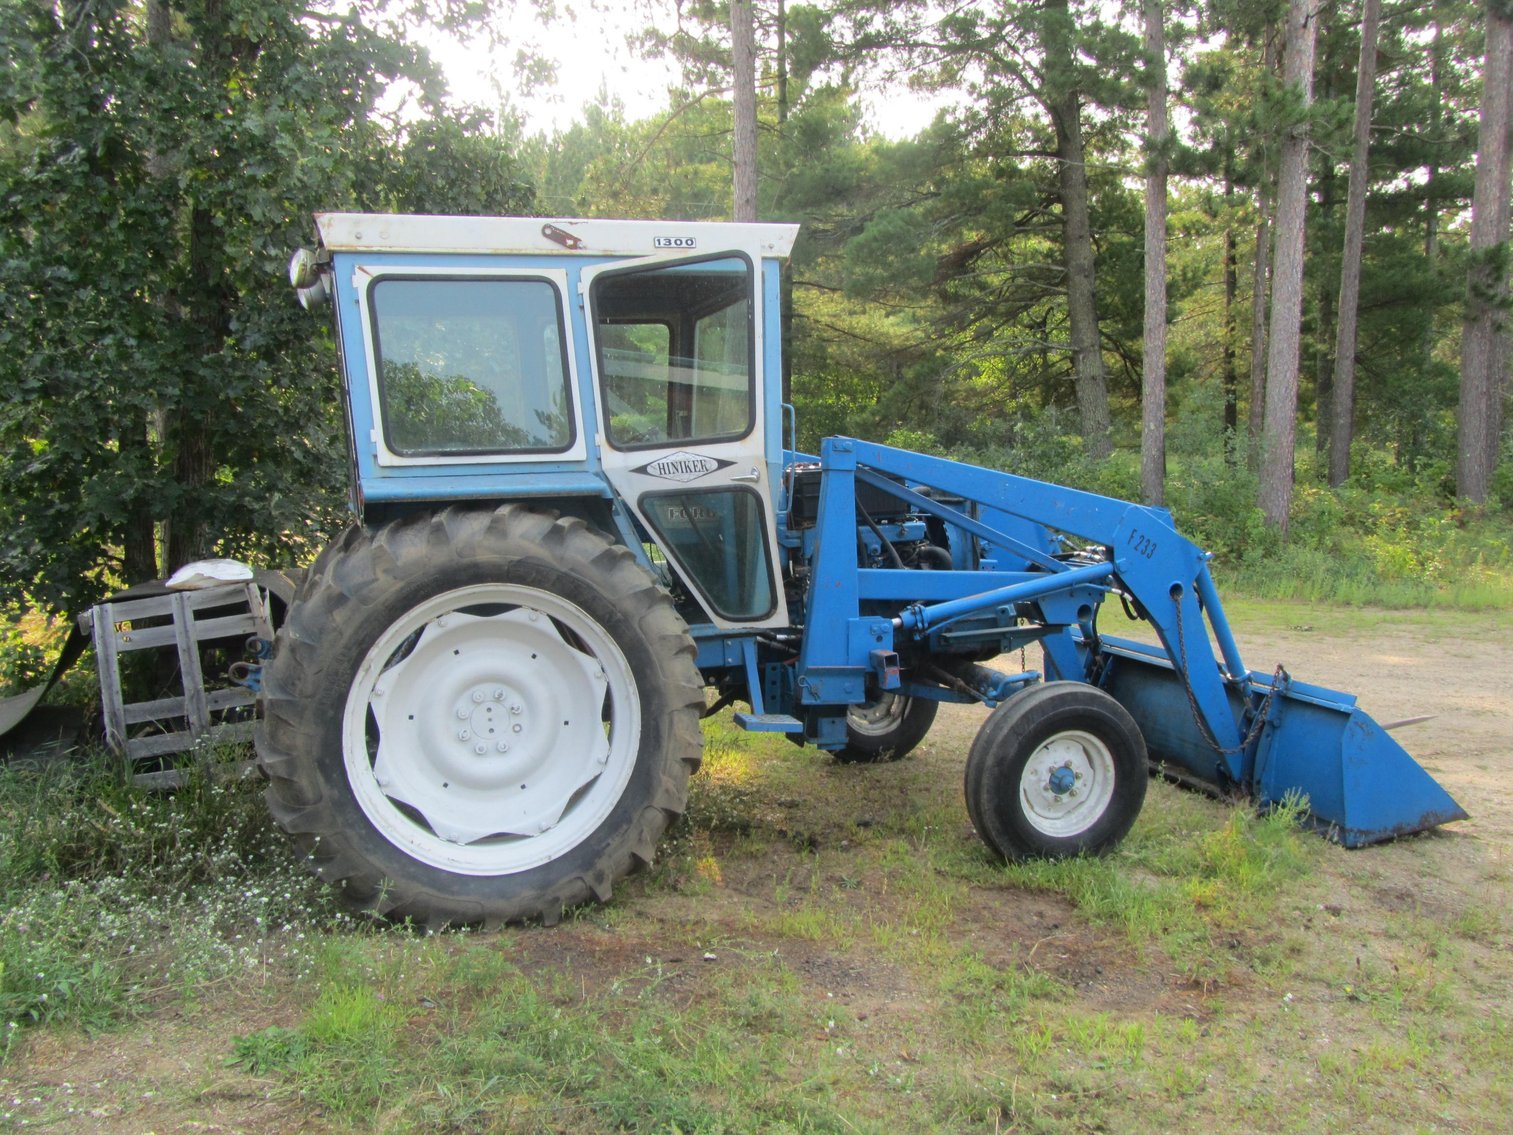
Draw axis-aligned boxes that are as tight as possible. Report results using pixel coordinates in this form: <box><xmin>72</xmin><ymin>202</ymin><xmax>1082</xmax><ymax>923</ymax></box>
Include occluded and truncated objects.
<box><xmin>253</xmin><ymin>213</ymin><xmax>1465</xmax><ymax>927</ymax></box>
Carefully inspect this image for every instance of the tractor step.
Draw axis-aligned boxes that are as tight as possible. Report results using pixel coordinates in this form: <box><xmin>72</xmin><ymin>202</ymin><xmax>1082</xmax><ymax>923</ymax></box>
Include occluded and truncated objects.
<box><xmin>733</xmin><ymin>712</ymin><xmax>804</xmax><ymax>733</ymax></box>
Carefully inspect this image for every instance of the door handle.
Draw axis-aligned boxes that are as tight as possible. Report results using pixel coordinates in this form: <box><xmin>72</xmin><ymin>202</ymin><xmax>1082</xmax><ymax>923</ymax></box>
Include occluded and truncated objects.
<box><xmin>732</xmin><ymin>468</ymin><xmax>761</xmax><ymax>483</ymax></box>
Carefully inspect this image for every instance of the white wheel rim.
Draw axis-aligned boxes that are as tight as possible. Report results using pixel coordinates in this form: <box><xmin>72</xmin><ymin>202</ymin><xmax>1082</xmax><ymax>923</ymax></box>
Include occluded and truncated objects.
<box><xmin>341</xmin><ymin>583</ymin><xmax>640</xmax><ymax>876</ymax></box>
<box><xmin>1018</xmin><ymin>729</ymin><xmax>1116</xmax><ymax>838</ymax></box>
<box><xmin>847</xmin><ymin>692</ymin><xmax>907</xmax><ymax>737</ymax></box>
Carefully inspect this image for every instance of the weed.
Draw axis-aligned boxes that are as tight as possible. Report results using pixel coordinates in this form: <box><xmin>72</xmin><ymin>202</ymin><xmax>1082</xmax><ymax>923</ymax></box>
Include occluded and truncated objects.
<box><xmin>227</xmin><ymin>1025</ymin><xmax>308</xmax><ymax>1075</ymax></box>
<box><xmin>1447</xmin><ymin>904</ymin><xmax>1505</xmax><ymax>943</ymax></box>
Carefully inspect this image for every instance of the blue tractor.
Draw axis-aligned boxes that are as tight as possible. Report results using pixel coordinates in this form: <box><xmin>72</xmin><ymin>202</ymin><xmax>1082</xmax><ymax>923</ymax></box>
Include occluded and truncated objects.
<box><xmin>263</xmin><ymin>214</ymin><xmax>1465</xmax><ymax>927</ymax></box>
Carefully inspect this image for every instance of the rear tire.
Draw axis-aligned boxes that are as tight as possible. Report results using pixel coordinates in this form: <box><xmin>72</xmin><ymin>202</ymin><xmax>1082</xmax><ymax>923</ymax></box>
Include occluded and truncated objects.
<box><xmin>835</xmin><ymin>692</ymin><xmax>937</xmax><ymax>763</ymax></box>
<box><xmin>964</xmin><ymin>682</ymin><xmax>1146</xmax><ymax>861</ymax></box>
<box><xmin>255</xmin><ymin>505</ymin><xmax>703</xmax><ymax>928</ymax></box>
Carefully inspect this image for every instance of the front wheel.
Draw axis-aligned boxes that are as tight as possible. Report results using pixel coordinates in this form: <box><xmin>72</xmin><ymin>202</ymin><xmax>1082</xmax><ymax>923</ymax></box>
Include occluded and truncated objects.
<box><xmin>255</xmin><ymin>506</ymin><xmax>703</xmax><ymax>928</ymax></box>
<box><xmin>964</xmin><ymin>682</ymin><xmax>1147</xmax><ymax>861</ymax></box>
<box><xmin>835</xmin><ymin>692</ymin><xmax>938</xmax><ymax>763</ymax></box>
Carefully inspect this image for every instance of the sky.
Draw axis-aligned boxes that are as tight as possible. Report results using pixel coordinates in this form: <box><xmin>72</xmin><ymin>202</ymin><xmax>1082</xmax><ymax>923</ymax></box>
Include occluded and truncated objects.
<box><xmin>425</xmin><ymin>5</ymin><xmax>951</xmax><ymax>140</ymax></box>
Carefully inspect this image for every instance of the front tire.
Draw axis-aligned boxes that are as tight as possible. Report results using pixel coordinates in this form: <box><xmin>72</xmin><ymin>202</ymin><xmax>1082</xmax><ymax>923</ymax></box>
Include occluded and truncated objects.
<box><xmin>964</xmin><ymin>682</ymin><xmax>1147</xmax><ymax>861</ymax></box>
<box><xmin>255</xmin><ymin>506</ymin><xmax>703</xmax><ymax>928</ymax></box>
<box><xmin>835</xmin><ymin>692</ymin><xmax>938</xmax><ymax>763</ymax></box>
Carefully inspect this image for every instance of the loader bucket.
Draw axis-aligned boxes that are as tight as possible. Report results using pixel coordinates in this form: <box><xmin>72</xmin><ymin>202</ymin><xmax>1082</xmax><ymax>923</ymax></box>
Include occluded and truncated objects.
<box><xmin>1249</xmin><ymin>677</ymin><xmax>1468</xmax><ymax>846</ymax></box>
<box><xmin>1096</xmin><ymin>639</ymin><xmax>1467</xmax><ymax>847</ymax></box>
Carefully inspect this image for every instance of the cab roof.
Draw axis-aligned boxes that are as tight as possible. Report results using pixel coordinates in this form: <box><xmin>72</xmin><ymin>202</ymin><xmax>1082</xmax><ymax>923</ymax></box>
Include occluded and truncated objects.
<box><xmin>314</xmin><ymin>213</ymin><xmax>799</xmax><ymax>259</ymax></box>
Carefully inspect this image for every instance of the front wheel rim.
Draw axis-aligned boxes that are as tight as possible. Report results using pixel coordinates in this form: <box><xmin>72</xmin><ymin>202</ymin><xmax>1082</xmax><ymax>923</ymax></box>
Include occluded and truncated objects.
<box><xmin>341</xmin><ymin>583</ymin><xmax>640</xmax><ymax>876</ymax></box>
<box><xmin>1017</xmin><ymin>729</ymin><xmax>1116</xmax><ymax>838</ymax></box>
<box><xmin>847</xmin><ymin>692</ymin><xmax>908</xmax><ymax>738</ymax></box>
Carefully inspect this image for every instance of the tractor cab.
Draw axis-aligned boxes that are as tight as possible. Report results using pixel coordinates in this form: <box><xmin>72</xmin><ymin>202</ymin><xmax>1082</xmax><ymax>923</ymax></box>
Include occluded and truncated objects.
<box><xmin>297</xmin><ymin>213</ymin><xmax>798</xmax><ymax>631</ymax></box>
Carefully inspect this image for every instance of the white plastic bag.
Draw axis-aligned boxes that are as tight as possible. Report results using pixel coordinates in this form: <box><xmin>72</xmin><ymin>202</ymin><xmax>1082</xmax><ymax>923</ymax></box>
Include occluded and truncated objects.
<box><xmin>166</xmin><ymin>558</ymin><xmax>255</xmax><ymax>589</ymax></box>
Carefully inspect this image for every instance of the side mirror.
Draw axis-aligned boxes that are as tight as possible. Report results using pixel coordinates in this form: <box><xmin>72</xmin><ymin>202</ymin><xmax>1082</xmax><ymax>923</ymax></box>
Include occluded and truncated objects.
<box><xmin>288</xmin><ymin>247</ymin><xmax>331</xmax><ymax>309</ymax></box>
<box><xmin>288</xmin><ymin>247</ymin><xmax>319</xmax><ymax>288</ymax></box>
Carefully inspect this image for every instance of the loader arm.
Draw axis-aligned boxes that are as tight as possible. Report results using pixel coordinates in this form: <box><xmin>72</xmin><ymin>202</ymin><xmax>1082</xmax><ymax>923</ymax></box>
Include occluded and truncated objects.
<box><xmin>793</xmin><ymin>438</ymin><xmax>1466</xmax><ymax>846</ymax></box>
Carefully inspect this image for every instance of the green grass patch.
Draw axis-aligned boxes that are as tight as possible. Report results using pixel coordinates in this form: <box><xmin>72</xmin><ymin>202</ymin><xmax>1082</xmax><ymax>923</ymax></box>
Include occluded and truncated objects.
<box><xmin>0</xmin><ymin>747</ymin><xmax>351</xmax><ymax>1052</ymax></box>
<box><xmin>231</xmin><ymin>948</ymin><xmax>888</xmax><ymax>1133</ymax></box>
<box><xmin>1001</xmin><ymin>792</ymin><xmax>1317</xmax><ymax>977</ymax></box>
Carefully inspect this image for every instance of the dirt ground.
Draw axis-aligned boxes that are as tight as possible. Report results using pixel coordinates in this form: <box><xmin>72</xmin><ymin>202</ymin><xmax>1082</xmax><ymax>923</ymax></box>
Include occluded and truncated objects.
<box><xmin>4</xmin><ymin>603</ymin><xmax>1510</xmax><ymax>1133</ymax></box>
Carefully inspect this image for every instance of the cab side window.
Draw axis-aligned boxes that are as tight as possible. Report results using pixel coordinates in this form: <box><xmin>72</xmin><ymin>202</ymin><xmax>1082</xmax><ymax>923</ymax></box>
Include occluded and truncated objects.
<box><xmin>370</xmin><ymin>277</ymin><xmax>574</xmax><ymax>456</ymax></box>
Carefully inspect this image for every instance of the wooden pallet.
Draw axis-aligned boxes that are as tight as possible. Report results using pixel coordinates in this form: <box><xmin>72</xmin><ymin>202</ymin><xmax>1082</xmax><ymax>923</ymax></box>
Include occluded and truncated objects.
<box><xmin>82</xmin><ymin>582</ymin><xmax>272</xmax><ymax>786</ymax></box>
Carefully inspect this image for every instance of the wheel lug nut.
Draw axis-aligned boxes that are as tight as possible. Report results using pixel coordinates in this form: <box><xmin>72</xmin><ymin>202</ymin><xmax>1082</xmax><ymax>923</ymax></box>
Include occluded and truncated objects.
<box><xmin>458</xmin><ymin>729</ymin><xmax>471</xmax><ymax>741</ymax></box>
<box><xmin>493</xmin><ymin>688</ymin><xmax>505</xmax><ymax>700</ymax></box>
<box><xmin>497</xmin><ymin>741</ymin><xmax>510</xmax><ymax>753</ymax></box>
<box><xmin>472</xmin><ymin>690</ymin><xmax>485</xmax><ymax>704</ymax></box>
<box><xmin>512</xmin><ymin>723</ymin><xmax>523</xmax><ymax>733</ymax></box>
<box><xmin>474</xmin><ymin>743</ymin><xmax>488</xmax><ymax>755</ymax></box>
<box><xmin>456</xmin><ymin>707</ymin><xmax>469</xmax><ymax>719</ymax></box>
<box><xmin>510</xmin><ymin>703</ymin><xmax>523</xmax><ymax>715</ymax></box>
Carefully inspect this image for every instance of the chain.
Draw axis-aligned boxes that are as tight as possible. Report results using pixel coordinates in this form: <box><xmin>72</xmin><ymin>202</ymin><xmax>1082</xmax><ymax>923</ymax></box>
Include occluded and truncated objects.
<box><xmin>1172</xmin><ymin>591</ymin><xmax>1285</xmax><ymax>758</ymax></box>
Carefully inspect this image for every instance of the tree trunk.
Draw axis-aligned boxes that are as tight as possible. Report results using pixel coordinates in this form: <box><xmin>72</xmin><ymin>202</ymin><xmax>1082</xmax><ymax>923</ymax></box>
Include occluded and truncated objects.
<box><xmin>1314</xmin><ymin>157</ymin><xmax>1336</xmax><ymax>464</ymax></box>
<box><xmin>1223</xmin><ymin>161</ymin><xmax>1239</xmax><ymax>454</ymax></box>
<box><xmin>1412</xmin><ymin>6</ymin><xmax>1444</xmax><ymax>472</ymax></box>
<box><xmin>1045</xmin><ymin>0</ymin><xmax>1113</xmax><ymax>460</ymax></box>
<box><xmin>162</xmin><ymin>11</ymin><xmax>246</xmax><ymax>573</ymax></box>
<box><xmin>166</xmin><ymin>201</ymin><xmax>230</xmax><ymax>572</ymax></box>
<box><xmin>1248</xmin><ymin>191</ymin><xmax>1272</xmax><ymax>472</ymax></box>
<box><xmin>1141</xmin><ymin>0</ymin><xmax>1168</xmax><ymax>505</ymax></box>
<box><xmin>1328</xmin><ymin>0</ymin><xmax>1381</xmax><ymax>488</ymax></box>
<box><xmin>121</xmin><ymin>411</ymin><xmax>159</xmax><ymax>583</ymax></box>
<box><xmin>1247</xmin><ymin>33</ymin><xmax>1279</xmax><ymax>473</ymax></box>
<box><xmin>731</xmin><ymin>0</ymin><xmax>758</xmax><ymax>222</ymax></box>
<box><xmin>1259</xmin><ymin>0</ymin><xmax>1319</xmax><ymax>536</ymax></box>
<box><xmin>1457</xmin><ymin>2</ymin><xmax>1513</xmax><ymax>504</ymax></box>
<box><xmin>777</xmin><ymin>0</ymin><xmax>793</xmax><ymax>403</ymax></box>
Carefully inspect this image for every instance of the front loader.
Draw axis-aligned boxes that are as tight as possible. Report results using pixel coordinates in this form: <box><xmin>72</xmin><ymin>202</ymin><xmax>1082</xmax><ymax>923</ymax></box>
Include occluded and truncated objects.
<box><xmin>254</xmin><ymin>213</ymin><xmax>1465</xmax><ymax>927</ymax></box>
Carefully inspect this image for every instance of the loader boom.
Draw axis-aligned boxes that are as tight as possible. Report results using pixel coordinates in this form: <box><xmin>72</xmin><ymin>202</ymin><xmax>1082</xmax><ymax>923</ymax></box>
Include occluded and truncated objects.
<box><xmin>774</xmin><ymin>438</ymin><xmax>1467</xmax><ymax>847</ymax></box>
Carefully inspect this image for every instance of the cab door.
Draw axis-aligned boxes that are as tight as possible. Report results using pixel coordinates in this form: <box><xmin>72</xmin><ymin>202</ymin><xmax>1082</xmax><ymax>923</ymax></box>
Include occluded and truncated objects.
<box><xmin>583</xmin><ymin>250</ymin><xmax>786</xmax><ymax>630</ymax></box>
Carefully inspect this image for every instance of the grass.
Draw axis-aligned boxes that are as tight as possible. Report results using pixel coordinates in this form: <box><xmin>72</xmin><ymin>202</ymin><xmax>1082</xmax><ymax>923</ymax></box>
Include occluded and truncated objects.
<box><xmin>0</xmin><ymin>591</ymin><xmax>1504</xmax><ymax>1130</ymax></box>
<box><xmin>1176</xmin><ymin>448</ymin><xmax>1513</xmax><ymax>610</ymax></box>
<box><xmin>0</xmin><ymin>680</ymin><xmax>1508</xmax><ymax>1132</ymax></box>
<box><xmin>0</xmin><ymin>748</ymin><xmax>352</xmax><ymax>1057</ymax></box>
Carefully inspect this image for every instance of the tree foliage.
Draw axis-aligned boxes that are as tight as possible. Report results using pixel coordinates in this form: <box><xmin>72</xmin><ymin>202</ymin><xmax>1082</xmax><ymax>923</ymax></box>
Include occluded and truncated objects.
<box><xmin>540</xmin><ymin>0</ymin><xmax>1508</xmax><ymax>517</ymax></box>
<box><xmin>2</xmin><ymin>0</ymin><xmax>1509</xmax><ymax>620</ymax></box>
<box><xmin>0</xmin><ymin>1</ymin><xmax>533</xmax><ymax>612</ymax></box>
